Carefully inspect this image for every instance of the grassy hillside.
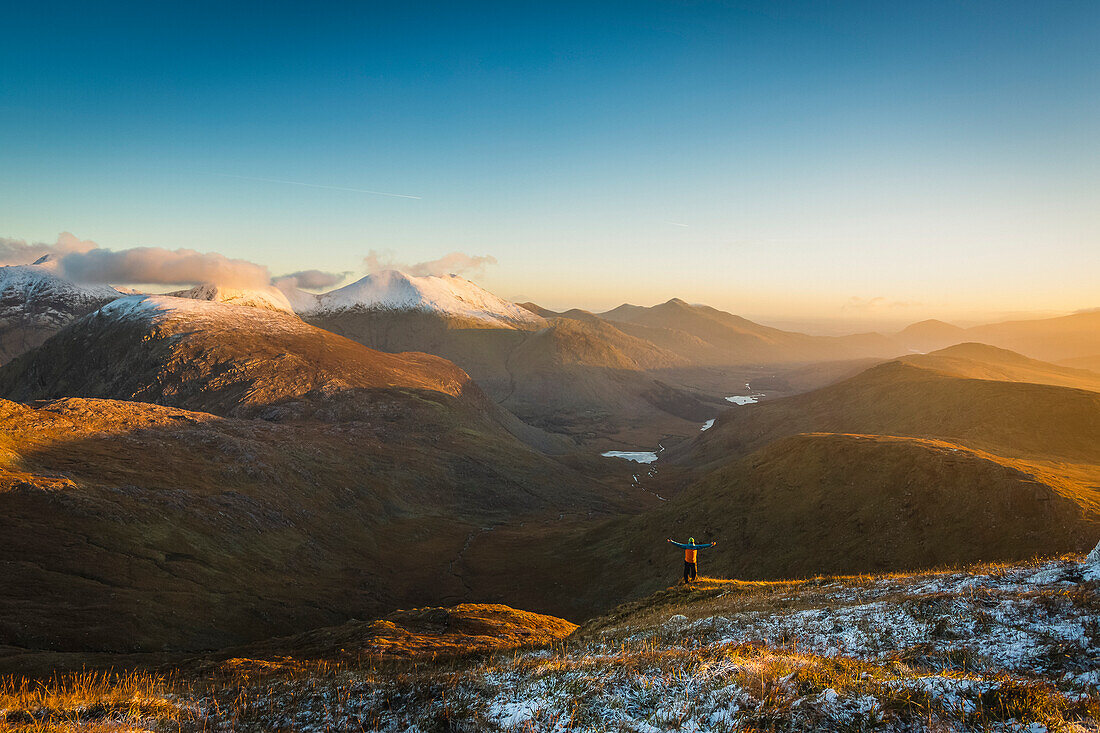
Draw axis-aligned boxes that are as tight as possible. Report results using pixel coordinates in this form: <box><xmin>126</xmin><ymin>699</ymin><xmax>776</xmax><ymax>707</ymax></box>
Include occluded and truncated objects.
<box><xmin>0</xmin><ymin>296</ymin><xmax>481</xmax><ymax>420</ymax></box>
<box><xmin>0</xmin><ymin>397</ymin><xmax>610</xmax><ymax>658</ymax></box>
<box><xmin>682</xmin><ymin>360</ymin><xmax>1100</xmax><ymax>470</ymax></box>
<box><xmin>5</xmin><ymin>555</ymin><xmax>1096</xmax><ymax>731</ymax></box>
<box><xmin>899</xmin><ymin>342</ymin><xmax>1100</xmax><ymax>392</ymax></box>
<box><xmin>526</xmin><ymin>432</ymin><xmax>1098</xmax><ymax>615</ymax></box>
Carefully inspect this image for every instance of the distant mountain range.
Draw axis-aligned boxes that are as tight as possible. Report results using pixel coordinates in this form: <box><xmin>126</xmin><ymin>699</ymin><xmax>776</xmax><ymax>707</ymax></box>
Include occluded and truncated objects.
<box><xmin>1</xmin><ymin>265</ymin><xmax>1096</xmax><ymax>450</ymax></box>
<box><xmin>2</xmin><ymin>264</ymin><xmax>1096</xmax><ymax>451</ymax></box>
<box><xmin>894</xmin><ymin>312</ymin><xmax>1100</xmax><ymax>362</ymax></box>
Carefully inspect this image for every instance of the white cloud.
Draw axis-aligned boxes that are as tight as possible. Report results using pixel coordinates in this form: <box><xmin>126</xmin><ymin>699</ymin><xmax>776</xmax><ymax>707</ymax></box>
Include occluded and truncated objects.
<box><xmin>0</xmin><ymin>231</ymin><xmax>98</xmax><ymax>265</ymax></box>
<box><xmin>273</xmin><ymin>269</ymin><xmax>349</xmax><ymax>290</ymax></box>
<box><xmin>363</xmin><ymin>249</ymin><xmax>498</xmax><ymax>278</ymax></box>
<box><xmin>58</xmin><ymin>247</ymin><xmax>271</xmax><ymax>288</ymax></box>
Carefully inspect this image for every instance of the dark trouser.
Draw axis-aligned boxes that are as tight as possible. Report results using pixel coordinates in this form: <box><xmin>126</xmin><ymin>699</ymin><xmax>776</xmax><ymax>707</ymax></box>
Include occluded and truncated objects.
<box><xmin>683</xmin><ymin>561</ymin><xmax>697</xmax><ymax>583</ymax></box>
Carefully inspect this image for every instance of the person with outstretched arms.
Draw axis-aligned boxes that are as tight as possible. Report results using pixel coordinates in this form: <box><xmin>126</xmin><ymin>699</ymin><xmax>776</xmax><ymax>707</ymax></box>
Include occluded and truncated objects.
<box><xmin>667</xmin><ymin>536</ymin><xmax>717</xmax><ymax>584</ymax></box>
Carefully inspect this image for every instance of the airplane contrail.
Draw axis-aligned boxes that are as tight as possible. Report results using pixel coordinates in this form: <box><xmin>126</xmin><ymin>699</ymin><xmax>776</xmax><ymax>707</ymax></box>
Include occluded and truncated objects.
<box><xmin>215</xmin><ymin>173</ymin><xmax>422</xmax><ymax>200</ymax></box>
<box><xmin>665</xmin><ymin>221</ymin><xmax>690</xmax><ymax>228</ymax></box>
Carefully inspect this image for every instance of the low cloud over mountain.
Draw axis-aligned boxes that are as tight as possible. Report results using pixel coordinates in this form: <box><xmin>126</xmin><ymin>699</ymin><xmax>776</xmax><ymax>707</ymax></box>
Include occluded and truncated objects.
<box><xmin>58</xmin><ymin>246</ymin><xmax>271</xmax><ymax>288</ymax></box>
<box><xmin>363</xmin><ymin>249</ymin><xmax>497</xmax><ymax>278</ymax></box>
<box><xmin>0</xmin><ymin>231</ymin><xmax>98</xmax><ymax>264</ymax></box>
<box><xmin>273</xmin><ymin>269</ymin><xmax>349</xmax><ymax>290</ymax></box>
<box><xmin>1</xmin><ymin>232</ymin><xmax>271</xmax><ymax>288</ymax></box>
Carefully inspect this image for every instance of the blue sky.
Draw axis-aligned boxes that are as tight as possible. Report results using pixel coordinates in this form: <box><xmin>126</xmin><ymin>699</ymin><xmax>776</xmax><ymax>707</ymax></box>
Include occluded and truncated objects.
<box><xmin>2</xmin><ymin>1</ymin><xmax>1098</xmax><ymax>327</ymax></box>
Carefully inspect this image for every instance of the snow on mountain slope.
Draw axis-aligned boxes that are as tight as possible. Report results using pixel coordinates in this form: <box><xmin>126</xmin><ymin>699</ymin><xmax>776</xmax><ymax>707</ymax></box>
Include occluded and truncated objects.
<box><xmin>1</xmin><ymin>260</ymin><xmax>120</xmax><ymax>310</ymax></box>
<box><xmin>303</xmin><ymin>270</ymin><xmax>547</xmax><ymax>329</ymax></box>
<box><xmin>98</xmin><ymin>294</ymin><xmax>311</xmax><ymax>335</ymax></box>
<box><xmin>168</xmin><ymin>282</ymin><xmax>296</xmax><ymax>314</ymax></box>
<box><xmin>0</xmin><ymin>259</ymin><xmax>122</xmax><ymax>363</ymax></box>
<box><xmin>275</xmin><ymin>284</ymin><xmax>321</xmax><ymax>313</ymax></box>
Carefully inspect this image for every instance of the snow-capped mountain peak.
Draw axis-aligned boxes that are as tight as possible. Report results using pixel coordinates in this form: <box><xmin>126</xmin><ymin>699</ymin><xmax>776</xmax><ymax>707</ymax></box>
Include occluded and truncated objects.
<box><xmin>0</xmin><ymin>259</ymin><xmax>121</xmax><ymax>305</ymax></box>
<box><xmin>167</xmin><ymin>283</ymin><xmax>296</xmax><ymax>314</ymax></box>
<box><xmin>0</xmin><ymin>260</ymin><xmax>123</xmax><ymax>363</ymax></box>
<box><xmin>303</xmin><ymin>270</ymin><xmax>547</xmax><ymax>329</ymax></box>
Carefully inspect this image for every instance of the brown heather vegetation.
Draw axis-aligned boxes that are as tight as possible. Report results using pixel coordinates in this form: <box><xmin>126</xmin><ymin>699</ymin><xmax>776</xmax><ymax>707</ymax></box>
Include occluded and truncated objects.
<box><xmin>2</xmin><ymin>559</ymin><xmax>1096</xmax><ymax>731</ymax></box>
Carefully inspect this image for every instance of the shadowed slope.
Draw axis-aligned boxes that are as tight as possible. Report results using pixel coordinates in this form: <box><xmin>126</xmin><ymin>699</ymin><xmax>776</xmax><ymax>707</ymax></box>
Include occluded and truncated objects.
<box><xmin>307</xmin><ymin>306</ymin><xmax>717</xmax><ymax>443</ymax></box>
<box><xmin>0</xmin><ymin>299</ymin><xmax>617</xmax><ymax>656</ymax></box>
<box><xmin>894</xmin><ymin>319</ymin><xmax>966</xmax><ymax>353</ymax></box>
<box><xmin>0</xmin><ymin>395</ymin><xmax>607</xmax><ymax>658</ymax></box>
<box><xmin>556</xmin><ymin>433</ymin><xmax>1100</xmax><ymax>611</ymax></box>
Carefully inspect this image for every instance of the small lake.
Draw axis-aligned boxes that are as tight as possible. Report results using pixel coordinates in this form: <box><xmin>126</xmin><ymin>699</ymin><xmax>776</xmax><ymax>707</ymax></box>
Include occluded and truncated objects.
<box><xmin>601</xmin><ymin>450</ymin><xmax>659</xmax><ymax>463</ymax></box>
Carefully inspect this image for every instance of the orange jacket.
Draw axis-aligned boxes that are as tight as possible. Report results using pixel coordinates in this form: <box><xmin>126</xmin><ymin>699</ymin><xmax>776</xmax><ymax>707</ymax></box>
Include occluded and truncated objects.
<box><xmin>684</xmin><ymin>549</ymin><xmax>697</xmax><ymax>563</ymax></box>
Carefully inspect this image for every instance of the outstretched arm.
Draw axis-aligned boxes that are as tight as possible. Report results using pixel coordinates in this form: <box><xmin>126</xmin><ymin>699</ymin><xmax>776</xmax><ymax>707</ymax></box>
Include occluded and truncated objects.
<box><xmin>668</xmin><ymin>538</ymin><xmax>718</xmax><ymax>549</ymax></box>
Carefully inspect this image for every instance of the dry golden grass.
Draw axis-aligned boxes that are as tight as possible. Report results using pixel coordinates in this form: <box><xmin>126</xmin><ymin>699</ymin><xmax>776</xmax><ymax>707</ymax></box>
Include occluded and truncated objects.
<box><xmin>0</xmin><ymin>670</ymin><xmax>193</xmax><ymax>731</ymax></box>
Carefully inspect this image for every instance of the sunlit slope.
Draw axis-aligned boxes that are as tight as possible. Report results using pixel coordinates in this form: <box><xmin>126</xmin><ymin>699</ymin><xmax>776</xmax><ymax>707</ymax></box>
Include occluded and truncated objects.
<box><xmin>898</xmin><ymin>342</ymin><xmax>1100</xmax><ymax>392</ymax></box>
<box><xmin>0</xmin><ymin>295</ymin><xmax>483</xmax><ymax>420</ymax></box>
<box><xmin>218</xmin><ymin>603</ymin><xmax>577</xmax><ymax>664</ymax></box>
<box><xmin>682</xmin><ymin>360</ymin><xmax>1100</xmax><ymax>471</ymax></box>
<box><xmin>0</xmin><ymin>293</ymin><xmax>571</xmax><ymax>450</ymax></box>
